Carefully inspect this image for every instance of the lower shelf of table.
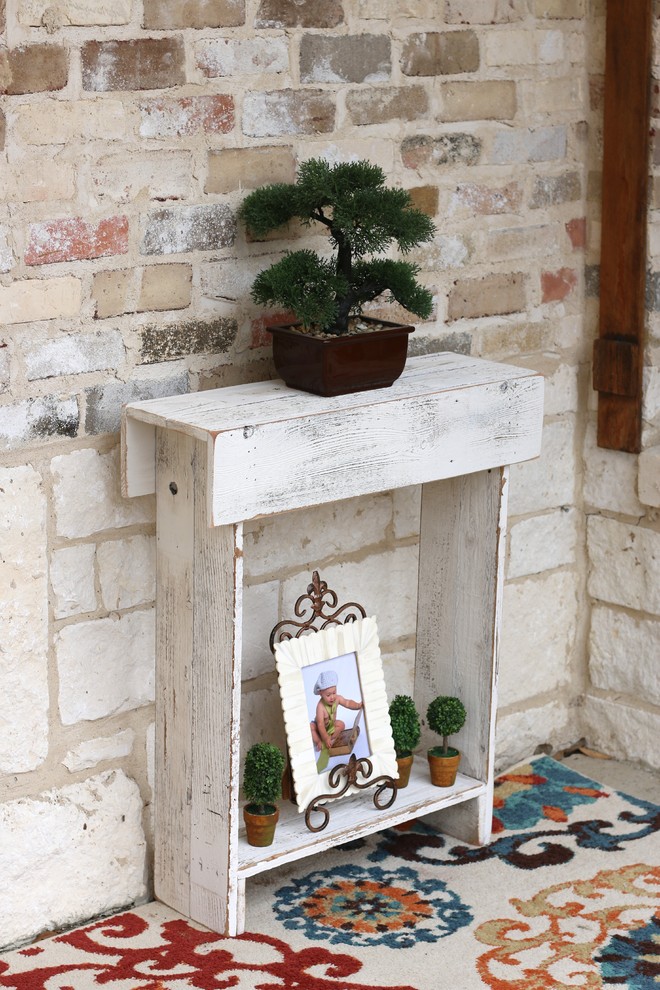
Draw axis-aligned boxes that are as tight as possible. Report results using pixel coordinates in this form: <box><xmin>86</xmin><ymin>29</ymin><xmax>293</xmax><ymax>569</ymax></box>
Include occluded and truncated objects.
<box><xmin>237</xmin><ymin>763</ymin><xmax>487</xmax><ymax>879</ymax></box>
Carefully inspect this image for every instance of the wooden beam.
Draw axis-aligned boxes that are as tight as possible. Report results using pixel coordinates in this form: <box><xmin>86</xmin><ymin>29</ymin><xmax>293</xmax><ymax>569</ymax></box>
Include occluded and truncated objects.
<box><xmin>595</xmin><ymin>0</ymin><xmax>652</xmax><ymax>453</ymax></box>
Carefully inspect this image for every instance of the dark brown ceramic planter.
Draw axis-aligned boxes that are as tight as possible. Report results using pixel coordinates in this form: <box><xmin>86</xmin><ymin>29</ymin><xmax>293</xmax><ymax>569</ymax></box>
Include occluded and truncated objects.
<box><xmin>268</xmin><ymin>318</ymin><xmax>414</xmax><ymax>397</ymax></box>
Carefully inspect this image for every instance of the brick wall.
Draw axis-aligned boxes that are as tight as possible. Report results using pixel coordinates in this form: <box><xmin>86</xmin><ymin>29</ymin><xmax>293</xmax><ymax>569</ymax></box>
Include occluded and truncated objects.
<box><xmin>0</xmin><ymin>0</ymin><xmax>613</xmax><ymax>948</ymax></box>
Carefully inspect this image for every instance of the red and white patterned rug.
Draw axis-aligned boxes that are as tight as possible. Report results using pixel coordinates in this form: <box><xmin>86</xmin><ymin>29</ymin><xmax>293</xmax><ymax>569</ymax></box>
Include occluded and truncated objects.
<box><xmin>1</xmin><ymin>756</ymin><xmax>658</xmax><ymax>990</ymax></box>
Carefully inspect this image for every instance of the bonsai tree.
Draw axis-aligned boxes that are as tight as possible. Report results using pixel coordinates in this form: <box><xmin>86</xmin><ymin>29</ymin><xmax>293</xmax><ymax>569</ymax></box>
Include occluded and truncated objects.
<box><xmin>388</xmin><ymin>694</ymin><xmax>421</xmax><ymax>758</ymax></box>
<box><xmin>238</xmin><ymin>157</ymin><xmax>436</xmax><ymax>335</ymax></box>
<box><xmin>426</xmin><ymin>696</ymin><xmax>467</xmax><ymax>757</ymax></box>
<box><xmin>242</xmin><ymin>742</ymin><xmax>286</xmax><ymax>815</ymax></box>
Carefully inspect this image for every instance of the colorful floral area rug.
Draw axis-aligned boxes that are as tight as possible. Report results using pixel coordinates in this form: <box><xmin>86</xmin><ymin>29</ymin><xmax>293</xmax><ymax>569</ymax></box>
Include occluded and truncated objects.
<box><xmin>1</xmin><ymin>756</ymin><xmax>659</xmax><ymax>990</ymax></box>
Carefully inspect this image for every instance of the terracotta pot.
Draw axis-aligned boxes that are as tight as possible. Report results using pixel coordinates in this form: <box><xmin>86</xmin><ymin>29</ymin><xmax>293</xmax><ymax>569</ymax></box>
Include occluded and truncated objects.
<box><xmin>268</xmin><ymin>318</ymin><xmax>414</xmax><ymax>397</ymax></box>
<box><xmin>427</xmin><ymin>748</ymin><xmax>461</xmax><ymax>787</ymax></box>
<box><xmin>243</xmin><ymin>804</ymin><xmax>279</xmax><ymax>847</ymax></box>
<box><xmin>395</xmin><ymin>754</ymin><xmax>414</xmax><ymax>788</ymax></box>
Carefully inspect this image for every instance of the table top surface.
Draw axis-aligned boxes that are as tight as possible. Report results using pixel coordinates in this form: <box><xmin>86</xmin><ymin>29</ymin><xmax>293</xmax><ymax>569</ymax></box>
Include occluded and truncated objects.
<box><xmin>122</xmin><ymin>352</ymin><xmax>542</xmax><ymax>441</ymax></box>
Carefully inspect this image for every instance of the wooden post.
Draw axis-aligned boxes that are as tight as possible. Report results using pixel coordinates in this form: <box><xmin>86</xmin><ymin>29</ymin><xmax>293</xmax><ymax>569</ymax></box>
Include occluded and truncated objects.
<box><xmin>155</xmin><ymin>430</ymin><xmax>244</xmax><ymax>935</ymax></box>
<box><xmin>594</xmin><ymin>0</ymin><xmax>653</xmax><ymax>452</ymax></box>
<box><xmin>414</xmin><ymin>467</ymin><xmax>507</xmax><ymax>845</ymax></box>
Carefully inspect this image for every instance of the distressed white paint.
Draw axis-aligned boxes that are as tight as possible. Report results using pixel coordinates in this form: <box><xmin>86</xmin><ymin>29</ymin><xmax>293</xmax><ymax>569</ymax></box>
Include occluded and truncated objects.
<box><xmin>122</xmin><ymin>353</ymin><xmax>544</xmax><ymax>523</ymax></box>
<box><xmin>239</xmin><ymin>768</ymin><xmax>486</xmax><ymax>878</ymax></box>
<box><xmin>122</xmin><ymin>355</ymin><xmax>543</xmax><ymax>936</ymax></box>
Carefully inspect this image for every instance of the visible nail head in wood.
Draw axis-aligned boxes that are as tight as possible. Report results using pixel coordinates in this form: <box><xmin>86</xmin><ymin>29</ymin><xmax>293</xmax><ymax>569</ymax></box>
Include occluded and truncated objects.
<box><xmin>169</xmin><ymin>482</ymin><xmax>178</xmax><ymax>495</ymax></box>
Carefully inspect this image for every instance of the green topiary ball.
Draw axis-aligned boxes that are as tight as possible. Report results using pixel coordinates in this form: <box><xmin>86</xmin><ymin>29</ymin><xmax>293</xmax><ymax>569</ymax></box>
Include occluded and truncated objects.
<box><xmin>426</xmin><ymin>696</ymin><xmax>466</xmax><ymax>740</ymax></box>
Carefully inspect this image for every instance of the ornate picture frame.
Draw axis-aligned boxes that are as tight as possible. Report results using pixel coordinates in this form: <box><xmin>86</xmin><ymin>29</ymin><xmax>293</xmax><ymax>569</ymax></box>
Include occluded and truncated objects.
<box><xmin>274</xmin><ymin>616</ymin><xmax>397</xmax><ymax>816</ymax></box>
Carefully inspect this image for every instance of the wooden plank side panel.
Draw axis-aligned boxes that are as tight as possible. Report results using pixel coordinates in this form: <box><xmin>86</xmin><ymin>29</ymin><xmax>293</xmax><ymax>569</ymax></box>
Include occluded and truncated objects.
<box><xmin>211</xmin><ymin>377</ymin><xmax>542</xmax><ymax>525</ymax></box>
<box><xmin>154</xmin><ymin>429</ymin><xmax>196</xmax><ymax>916</ymax></box>
<box><xmin>122</xmin><ymin>413</ymin><xmax>157</xmax><ymax>498</ymax></box>
<box><xmin>596</xmin><ymin>0</ymin><xmax>652</xmax><ymax>452</ymax></box>
<box><xmin>189</xmin><ymin>437</ymin><xmax>244</xmax><ymax>935</ymax></box>
<box><xmin>414</xmin><ymin>468</ymin><xmax>506</xmax><ymax>845</ymax></box>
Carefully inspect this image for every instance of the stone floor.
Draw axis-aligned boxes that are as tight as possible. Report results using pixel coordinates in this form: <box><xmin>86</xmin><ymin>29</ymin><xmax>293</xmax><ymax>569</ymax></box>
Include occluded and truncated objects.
<box><xmin>555</xmin><ymin>749</ymin><xmax>660</xmax><ymax>803</ymax></box>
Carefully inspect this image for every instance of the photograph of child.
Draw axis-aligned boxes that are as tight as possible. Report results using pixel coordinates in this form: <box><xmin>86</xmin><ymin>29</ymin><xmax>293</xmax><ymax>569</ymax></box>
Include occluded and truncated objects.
<box><xmin>303</xmin><ymin>651</ymin><xmax>370</xmax><ymax>775</ymax></box>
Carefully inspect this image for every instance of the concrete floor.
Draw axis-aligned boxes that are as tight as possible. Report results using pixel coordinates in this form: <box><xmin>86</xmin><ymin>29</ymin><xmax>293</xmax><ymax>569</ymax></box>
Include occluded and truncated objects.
<box><xmin>556</xmin><ymin>749</ymin><xmax>660</xmax><ymax>804</ymax></box>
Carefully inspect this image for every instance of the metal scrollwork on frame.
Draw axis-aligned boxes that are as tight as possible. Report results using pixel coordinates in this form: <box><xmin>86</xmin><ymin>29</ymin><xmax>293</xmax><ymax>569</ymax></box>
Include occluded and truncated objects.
<box><xmin>269</xmin><ymin>571</ymin><xmax>398</xmax><ymax>833</ymax></box>
<box><xmin>304</xmin><ymin>754</ymin><xmax>398</xmax><ymax>832</ymax></box>
<box><xmin>268</xmin><ymin>570</ymin><xmax>367</xmax><ymax>654</ymax></box>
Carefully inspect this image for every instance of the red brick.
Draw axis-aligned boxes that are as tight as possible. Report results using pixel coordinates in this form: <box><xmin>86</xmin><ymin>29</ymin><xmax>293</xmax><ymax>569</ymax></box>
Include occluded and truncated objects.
<box><xmin>25</xmin><ymin>216</ymin><xmax>129</xmax><ymax>266</ymax></box>
<box><xmin>0</xmin><ymin>44</ymin><xmax>68</xmax><ymax>94</ymax></box>
<box><xmin>541</xmin><ymin>266</ymin><xmax>577</xmax><ymax>302</ymax></box>
<box><xmin>250</xmin><ymin>311</ymin><xmax>296</xmax><ymax>348</ymax></box>
<box><xmin>81</xmin><ymin>38</ymin><xmax>185</xmax><ymax>92</ymax></box>
<box><xmin>139</xmin><ymin>95</ymin><xmax>234</xmax><ymax>137</ymax></box>
<box><xmin>143</xmin><ymin>0</ymin><xmax>245</xmax><ymax>28</ymax></box>
<box><xmin>565</xmin><ymin>217</ymin><xmax>586</xmax><ymax>250</ymax></box>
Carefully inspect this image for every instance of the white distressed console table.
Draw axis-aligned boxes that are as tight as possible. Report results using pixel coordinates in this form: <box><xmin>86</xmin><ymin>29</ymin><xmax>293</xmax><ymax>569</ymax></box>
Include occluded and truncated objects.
<box><xmin>121</xmin><ymin>352</ymin><xmax>543</xmax><ymax>936</ymax></box>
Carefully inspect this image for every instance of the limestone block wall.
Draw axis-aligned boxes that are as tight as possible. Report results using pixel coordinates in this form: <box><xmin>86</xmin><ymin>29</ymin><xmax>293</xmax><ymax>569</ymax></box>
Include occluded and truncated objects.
<box><xmin>0</xmin><ymin>0</ymin><xmax>611</xmax><ymax>949</ymax></box>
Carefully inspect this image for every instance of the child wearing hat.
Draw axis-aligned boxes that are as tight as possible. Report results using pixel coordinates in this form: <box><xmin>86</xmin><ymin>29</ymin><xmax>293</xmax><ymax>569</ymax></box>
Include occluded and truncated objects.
<box><xmin>311</xmin><ymin>669</ymin><xmax>363</xmax><ymax>772</ymax></box>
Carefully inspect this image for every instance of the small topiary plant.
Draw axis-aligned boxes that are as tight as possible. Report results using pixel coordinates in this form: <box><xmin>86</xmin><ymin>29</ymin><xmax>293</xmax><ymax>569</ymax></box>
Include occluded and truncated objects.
<box><xmin>388</xmin><ymin>695</ymin><xmax>421</xmax><ymax>758</ymax></box>
<box><xmin>243</xmin><ymin>742</ymin><xmax>286</xmax><ymax>815</ymax></box>
<box><xmin>427</xmin><ymin>696</ymin><xmax>466</xmax><ymax>757</ymax></box>
<box><xmin>238</xmin><ymin>157</ymin><xmax>436</xmax><ymax>336</ymax></box>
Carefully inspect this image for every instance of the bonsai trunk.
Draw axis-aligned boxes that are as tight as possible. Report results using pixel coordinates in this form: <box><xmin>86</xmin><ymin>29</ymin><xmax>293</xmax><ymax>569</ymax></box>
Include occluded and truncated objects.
<box><xmin>443</xmin><ymin>735</ymin><xmax>449</xmax><ymax>755</ymax></box>
<box><xmin>333</xmin><ymin>232</ymin><xmax>352</xmax><ymax>335</ymax></box>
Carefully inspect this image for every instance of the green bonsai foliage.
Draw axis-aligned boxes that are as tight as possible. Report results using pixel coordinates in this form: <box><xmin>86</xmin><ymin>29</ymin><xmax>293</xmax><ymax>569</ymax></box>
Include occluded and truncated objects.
<box><xmin>243</xmin><ymin>742</ymin><xmax>286</xmax><ymax>815</ymax></box>
<box><xmin>388</xmin><ymin>694</ymin><xmax>421</xmax><ymax>758</ymax></box>
<box><xmin>239</xmin><ymin>158</ymin><xmax>436</xmax><ymax>335</ymax></box>
<box><xmin>426</xmin><ymin>696</ymin><xmax>467</xmax><ymax>757</ymax></box>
